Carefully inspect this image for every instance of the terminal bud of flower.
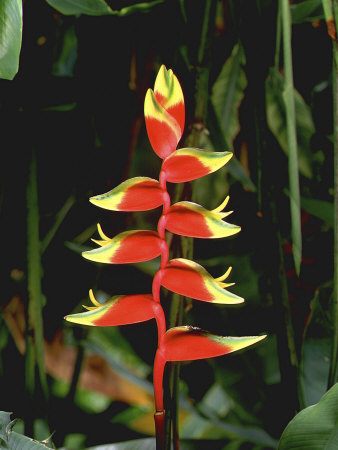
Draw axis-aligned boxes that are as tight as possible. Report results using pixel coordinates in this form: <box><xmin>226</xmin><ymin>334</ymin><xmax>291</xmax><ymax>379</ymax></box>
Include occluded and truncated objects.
<box><xmin>144</xmin><ymin>65</ymin><xmax>185</xmax><ymax>159</ymax></box>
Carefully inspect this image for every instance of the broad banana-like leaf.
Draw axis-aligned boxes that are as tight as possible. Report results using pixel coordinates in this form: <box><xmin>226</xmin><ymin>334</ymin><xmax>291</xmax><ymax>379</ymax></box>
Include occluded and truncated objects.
<box><xmin>279</xmin><ymin>383</ymin><xmax>338</xmax><ymax>449</ymax></box>
<box><xmin>0</xmin><ymin>0</ymin><xmax>22</xmax><ymax>80</ymax></box>
<box><xmin>0</xmin><ymin>411</ymin><xmax>52</xmax><ymax>449</ymax></box>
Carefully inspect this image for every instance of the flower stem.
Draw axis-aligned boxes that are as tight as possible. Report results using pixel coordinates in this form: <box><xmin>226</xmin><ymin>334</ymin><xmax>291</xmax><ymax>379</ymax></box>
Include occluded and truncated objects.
<box><xmin>154</xmin><ymin>348</ymin><xmax>166</xmax><ymax>412</ymax></box>
<box><xmin>154</xmin><ymin>410</ymin><xmax>166</xmax><ymax>450</ymax></box>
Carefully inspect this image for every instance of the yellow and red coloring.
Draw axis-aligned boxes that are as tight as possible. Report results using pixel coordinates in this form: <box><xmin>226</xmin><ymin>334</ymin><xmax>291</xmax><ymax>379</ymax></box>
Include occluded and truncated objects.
<box><xmin>65</xmin><ymin>65</ymin><xmax>266</xmax><ymax>448</ymax></box>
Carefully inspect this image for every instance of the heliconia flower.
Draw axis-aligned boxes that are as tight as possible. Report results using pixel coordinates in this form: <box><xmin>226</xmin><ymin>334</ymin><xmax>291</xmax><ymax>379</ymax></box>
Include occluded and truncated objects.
<box><xmin>164</xmin><ymin>196</ymin><xmax>241</xmax><ymax>239</ymax></box>
<box><xmin>65</xmin><ymin>290</ymin><xmax>156</xmax><ymax>326</ymax></box>
<box><xmin>144</xmin><ymin>65</ymin><xmax>184</xmax><ymax>159</ymax></box>
<box><xmin>89</xmin><ymin>177</ymin><xmax>165</xmax><ymax>212</ymax></box>
<box><xmin>160</xmin><ymin>258</ymin><xmax>244</xmax><ymax>304</ymax></box>
<box><xmin>160</xmin><ymin>326</ymin><xmax>267</xmax><ymax>362</ymax></box>
<box><xmin>161</xmin><ymin>148</ymin><xmax>233</xmax><ymax>183</ymax></box>
<box><xmin>82</xmin><ymin>230</ymin><xmax>163</xmax><ymax>264</ymax></box>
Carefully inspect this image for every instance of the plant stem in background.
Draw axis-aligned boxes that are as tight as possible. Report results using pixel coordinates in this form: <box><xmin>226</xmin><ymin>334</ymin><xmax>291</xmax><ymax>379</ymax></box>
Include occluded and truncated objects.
<box><xmin>280</xmin><ymin>0</ymin><xmax>302</xmax><ymax>276</ymax></box>
<box><xmin>41</xmin><ymin>193</ymin><xmax>76</xmax><ymax>255</ymax></box>
<box><xmin>26</xmin><ymin>151</ymin><xmax>48</xmax><ymax>401</ymax></box>
<box><xmin>328</xmin><ymin>0</ymin><xmax>338</xmax><ymax>389</ymax></box>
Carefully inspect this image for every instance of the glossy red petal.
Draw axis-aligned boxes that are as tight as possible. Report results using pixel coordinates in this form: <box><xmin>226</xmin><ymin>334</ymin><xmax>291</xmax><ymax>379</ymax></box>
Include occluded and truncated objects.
<box><xmin>82</xmin><ymin>230</ymin><xmax>163</xmax><ymax>264</ymax></box>
<box><xmin>145</xmin><ymin>117</ymin><xmax>180</xmax><ymax>159</ymax></box>
<box><xmin>161</xmin><ymin>326</ymin><xmax>266</xmax><ymax>361</ymax></box>
<box><xmin>161</xmin><ymin>259</ymin><xmax>213</xmax><ymax>301</ymax></box>
<box><xmin>165</xmin><ymin>101</ymin><xmax>185</xmax><ymax>136</ymax></box>
<box><xmin>162</xmin><ymin>148</ymin><xmax>233</xmax><ymax>183</ymax></box>
<box><xmin>165</xmin><ymin>202</ymin><xmax>211</xmax><ymax>237</ymax></box>
<box><xmin>165</xmin><ymin>201</ymin><xmax>241</xmax><ymax>239</ymax></box>
<box><xmin>160</xmin><ymin>258</ymin><xmax>243</xmax><ymax>304</ymax></box>
<box><xmin>90</xmin><ymin>177</ymin><xmax>165</xmax><ymax>211</ymax></box>
<box><xmin>65</xmin><ymin>294</ymin><xmax>156</xmax><ymax>326</ymax></box>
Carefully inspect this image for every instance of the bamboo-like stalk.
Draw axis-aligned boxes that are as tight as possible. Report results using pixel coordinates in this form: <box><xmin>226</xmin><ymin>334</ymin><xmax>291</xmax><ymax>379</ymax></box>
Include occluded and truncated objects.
<box><xmin>328</xmin><ymin>0</ymin><xmax>338</xmax><ymax>389</ymax></box>
<box><xmin>280</xmin><ymin>0</ymin><xmax>302</xmax><ymax>276</ymax></box>
<box><xmin>26</xmin><ymin>151</ymin><xmax>48</xmax><ymax>400</ymax></box>
<box><xmin>41</xmin><ymin>193</ymin><xmax>76</xmax><ymax>254</ymax></box>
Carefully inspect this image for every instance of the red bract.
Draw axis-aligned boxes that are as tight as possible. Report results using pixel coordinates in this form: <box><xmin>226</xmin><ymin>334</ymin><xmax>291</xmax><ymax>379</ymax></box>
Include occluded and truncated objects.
<box><xmin>160</xmin><ymin>258</ymin><xmax>244</xmax><ymax>304</ymax></box>
<box><xmin>164</xmin><ymin>200</ymin><xmax>240</xmax><ymax>239</ymax></box>
<box><xmin>82</xmin><ymin>230</ymin><xmax>164</xmax><ymax>264</ymax></box>
<box><xmin>161</xmin><ymin>148</ymin><xmax>233</xmax><ymax>183</ymax></box>
<box><xmin>160</xmin><ymin>326</ymin><xmax>266</xmax><ymax>362</ymax></box>
<box><xmin>90</xmin><ymin>177</ymin><xmax>165</xmax><ymax>211</ymax></box>
<box><xmin>65</xmin><ymin>292</ymin><xmax>156</xmax><ymax>326</ymax></box>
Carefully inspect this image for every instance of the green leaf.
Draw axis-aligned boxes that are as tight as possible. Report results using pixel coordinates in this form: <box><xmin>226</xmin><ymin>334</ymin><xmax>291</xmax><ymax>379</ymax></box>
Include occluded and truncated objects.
<box><xmin>75</xmin><ymin>387</ymin><xmax>112</xmax><ymax>414</ymax></box>
<box><xmin>7</xmin><ymin>431</ymin><xmax>52</xmax><ymax>449</ymax></box>
<box><xmin>302</xmin><ymin>338</ymin><xmax>331</xmax><ymax>407</ymax></box>
<box><xmin>41</xmin><ymin>193</ymin><xmax>76</xmax><ymax>254</ymax></box>
<box><xmin>291</xmin><ymin>0</ymin><xmax>323</xmax><ymax>24</ymax></box>
<box><xmin>207</xmin><ymin>45</ymin><xmax>257</xmax><ymax>194</ymax></box>
<box><xmin>212</xmin><ymin>43</ymin><xmax>247</xmax><ymax>145</ymax></box>
<box><xmin>110</xmin><ymin>405</ymin><xmax>152</xmax><ymax>426</ymax></box>
<box><xmin>180</xmin><ymin>412</ymin><xmax>277</xmax><ymax>447</ymax></box>
<box><xmin>0</xmin><ymin>411</ymin><xmax>11</xmax><ymax>443</ymax></box>
<box><xmin>45</xmin><ymin>0</ymin><xmax>164</xmax><ymax>16</ymax></box>
<box><xmin>88</xmin><ymin>325</ymin><xmax>151</xmax><ymax>379</ymax></box>
<box><xmin>279</xmin><ymin>383</ymin><xmax>338</xmax><ymax>449</ymax></box>
<box><xmin>87</xmin><ymin>438</ymin><xmax>156</xmax><ymax>449</ymax></box>
<box><xmin>63</xmin><ymin>433</ymin><xmax>86</xmax><ymax>449</ymax></box>
<box><xmin>0</xmin><ymin>412</ymin><xmax>52</xmax><ymax>449</ymax></box>
<box><xmin>266</xmin><ymin>69</ymin><xmax>315</xmax><ymax>179</ymax></box>
<box><xmin>301</xmin><ymin>197</ymin><xmax>334</xmax><ymax>228</ymax></box>
<box><xmin>52</xmin><ymin>24</ymin><xmax>77</xmax><ymax>77</ymax></box>
<box><xmin>45</xmin><ymin>0</ymin><xmax>115</xmax><ymax>15</ymax></box>
<box><xmin>198</xmin><ymin>384</ymin><xmax>233</xmax><ymax>418</ymax></box>
<box><xmin>300</xmin><ymin>291</ymin><xmax>332</xmax><ymax>407</ymax></box>
<box><xmin>321</xmin><ymin>0</ymin><xmax>334</xmax><ymax>23</ymax></box>
<box><xmin>0</xmin><ymin>0</ymin><xmax>23</xmax><ymax>80</ymax></box>
<box><xmin>87</xmin><ymin>438</ymin><xmax>225</xmax><ymax>449</ymax></box>
<box><xmin>206</xmin><ymin>100</ymin><xmax>257</xmax><ymax>192</ymax></box>
<box><xmin>280</xmin><ymin>0</ymin><xmax>302</xmax><ymax>278</ymax></box>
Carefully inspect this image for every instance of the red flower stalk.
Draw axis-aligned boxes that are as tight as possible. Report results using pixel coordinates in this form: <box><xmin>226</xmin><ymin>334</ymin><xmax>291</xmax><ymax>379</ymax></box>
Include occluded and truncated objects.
<box><xmin>65</xmin><ymin>65</ymin><xmax>266</xmax><ymax>449</ymax></box>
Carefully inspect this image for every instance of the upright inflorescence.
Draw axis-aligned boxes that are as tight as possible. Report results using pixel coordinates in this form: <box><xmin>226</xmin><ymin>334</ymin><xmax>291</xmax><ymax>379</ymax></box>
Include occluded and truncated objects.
<box><xmin>65</xmin><ymin>65</ymin><xmax>266</xmax><ymax>449</ymax></box>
